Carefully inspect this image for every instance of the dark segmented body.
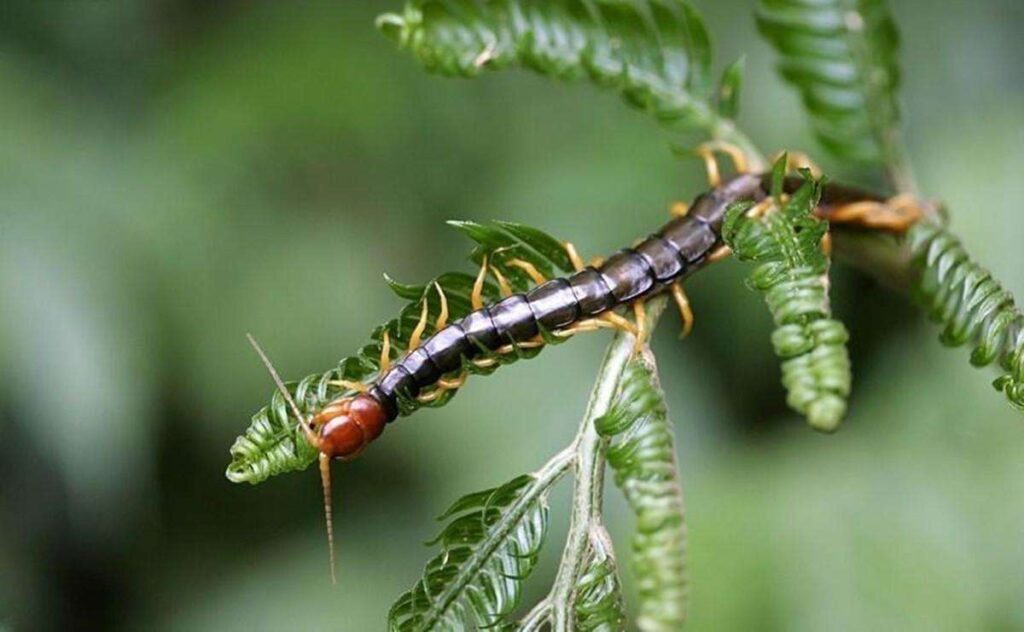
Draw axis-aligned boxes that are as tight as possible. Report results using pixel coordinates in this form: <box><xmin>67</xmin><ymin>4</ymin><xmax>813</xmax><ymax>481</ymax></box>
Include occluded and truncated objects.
<box><xmin>369</xmin><ymin>174</ymin><xmax>880</xmax><ymax>420</ymax></box>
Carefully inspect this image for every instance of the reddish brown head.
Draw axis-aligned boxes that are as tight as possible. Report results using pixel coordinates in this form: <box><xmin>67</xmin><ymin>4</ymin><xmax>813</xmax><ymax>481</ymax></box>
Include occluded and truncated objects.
<box><xmin>247</xmin><ymin>334</ymin><xmax>390</xmax><ymax>582</ymax></box>
<box><xmin>311</xmin><ymin>394</ymin><xmax>388</xmax><ymax>460</ymax></box>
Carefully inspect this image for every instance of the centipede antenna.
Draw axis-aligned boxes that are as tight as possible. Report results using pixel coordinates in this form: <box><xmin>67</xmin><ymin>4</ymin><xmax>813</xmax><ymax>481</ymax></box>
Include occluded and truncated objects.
<box><xmin>247</xmin><ymin>333</ymin><xmax>309</xmax><ymax>431</ymax></box>
<box><xmin>319</xmin><ymin>453</ymin><xmax>338</xmax><ymax>585</ymax></box>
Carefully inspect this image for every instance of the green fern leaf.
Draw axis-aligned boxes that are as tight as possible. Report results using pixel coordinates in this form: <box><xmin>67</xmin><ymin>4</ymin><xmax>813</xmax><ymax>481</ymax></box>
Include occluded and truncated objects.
<box><xmin>908</xmin><ymin>220</ymin><xmax>1024</xmax><ymax>412</ymax></box>
<box><xmin>377</xmin><ymin>0</ymin><xmax>722</xmax><ymax>133</ymax></box>
<box><xmin>757</xmin><ymin>0</ymin><xmax>902</xmax><ymax>164</ymax></box>
<box><xmin>227</xmin><ymin>222</ymin><xmax>574</xmax><ymax>484</ymax></box>
<box><xmin>595</xmin><ymin>353</ymin><xmax>688</xmax><ymax>630</ymax></box>
<box><xmin>573</xmin><ymin>533</ymin><xmax>627</xmax><ymax>631</ymax></box>
<box><xmin>722</xmin><ymin>163</ymin><xmax>853</xmax><ymax>432</ymax></box>
<box><xmin>389</xmin><ymin>456</ymin><xmax>571</xmax><ymax>631</ymax></box>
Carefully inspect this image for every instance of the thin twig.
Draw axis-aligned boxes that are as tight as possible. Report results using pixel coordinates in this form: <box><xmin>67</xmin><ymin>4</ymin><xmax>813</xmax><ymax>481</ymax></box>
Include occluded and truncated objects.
<box><xmin>549</xmin><ymin>297</ymin><xmax>668</xmax><ymax>631</ymax></box>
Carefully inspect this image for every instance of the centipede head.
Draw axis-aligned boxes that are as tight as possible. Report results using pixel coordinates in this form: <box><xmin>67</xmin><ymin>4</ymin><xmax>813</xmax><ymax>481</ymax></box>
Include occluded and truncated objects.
<box><xmin>247</xmin><ymin>334</ymin><xmax>384</xmax><ymax>585</ymax></box>
<box><xmin>311</xmin><ymin>394</ymin><xmax>388</xmax><ymax>460</ymax></box>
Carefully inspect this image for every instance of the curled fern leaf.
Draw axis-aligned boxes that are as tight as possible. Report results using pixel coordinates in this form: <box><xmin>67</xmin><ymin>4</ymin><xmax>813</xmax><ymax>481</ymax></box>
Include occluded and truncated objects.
<box><xmin>908</xmin><ymin>220</ymin><xmax>1024</xmax><ymax>411</ymax></box>
<box><xmin>225</xmin><ymin>358</ymin><xmax>372</xmax><ymax>484</ymax></box>
<box><xmin>757</xmin><ymin>0</ymin><xmax>902</xmax><ymax>163</ymax></box>
<box><xmin>389</xmin><ymin>453</ymin><xmax>571</xmax><ymax>631</ymax></box>
<box><xmin>722</xmin><ymin>168</ymin><xmax>852</xmax><ymax>432</ymax></box>
<box><xmin>227</xmin><ymin>221</ymin><xmax>573</xmax><ymax>484</ymax></box>
<box><xmin>596</xmin><ymin>353</ymin><xmax>688</xmax><ymax>631</ymax></box>
<box><xmin>377</xmin><ymin>0</ymin><xmax>723</xmax><ymax>132</ymax></box>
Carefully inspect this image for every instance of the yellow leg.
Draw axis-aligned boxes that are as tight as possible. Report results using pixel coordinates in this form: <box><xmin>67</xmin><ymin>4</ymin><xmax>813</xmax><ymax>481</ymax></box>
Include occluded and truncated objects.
<box><xmin>707</xmin><ymin>245</ymin><xmax>732</xmax><ymax>263</ymax></box>
<box><xmin>328</xmin><ymin>379</ymin><xmax>370</xmax><ymax>393</ymax></box>
<box><xmin>494</xmin><ymin>338</ymin><xmax>545</xmax><ymax>356</ymax></box>
<box><xmin>632</xmin><ymin>301</ymin><xmax>648</xmax><ymax>353</ymax></box>
<box><xmin>471</xmin><ymin>356</ymin><xmax>498</xmax><ymax>369</ymax></box>
<box><xmin>561</xmin><ymin>241</ymin><xmax>603</xmax><ymax>271</ymax></box>
<box><xmin>490</xmin><ymin>265</ymin><xmax>513</xmax><ymax>297</ymax></box>
<box><xmin>821</xmin><ymin>231</ymin><xmax>833</xmax><ymax>258</ymax></box>
<box><xmin>696</xmin><ymin>144</ymin><xmax>722</xmax><ymax>187</ymax></box>
<box><xmin>417</xmin><ymin>389</ymin><xmax>441</xmax><ymax>404</ymax></box>
<box><xmin>437</xmin><ymin>371</ymin><xmax>468</xmax><ymax>390</ymax></box>
<box><xmin>828</xmin><ymin>194</ymin><xmax>925</xmax><ymax>231</ymax></box>
<box><xmin>600</xmin><ymin>311</ymin><xmax>638</xmax><ymax>335</ymax></box>
<box><xmin>747</xmin><ymin>198</ymin><xmax>775</xmax><ymax>219</ymax></box>
<box><xmin>696</xmin><ymin>140</ymin><xmax>752</xmax><ymax>187</ymax></box>
<box><xmin>553</xmin><ymin>318</ymin><xmax>620</xmax><ymax>338</ymax></box>
<box><xmin>670</xmin><ymin>283</ymin><xmax>695</xmax><ymax>338</ymax></box>
<box><xmin>407</xmin><ymin>297</ymin><xmax>429</xmax><ymax>350</ymax></box>
<box><xmin>471</xmin><ymin>255</ymin><xmax>489</xmax><ymax>310</ymax></box>
<box><xmin>379</xmin><ymin>330</ymin><xmax>392</xmax><ymax>372</ymax></box>
<box><xmin>434</xmin><ymin>282</ymin><xmax>450</xmax><ymax>330</ymax></box>
<box><xmin>670</xmin><ymin>201</ymin><xmax>690</xmax><ymax>218</ymax></box>
<box><xmin>564</xmin><ymin>241</ymin><xmax>586</xmax><ymax>272</ymax></box>
<box><xmin>508</xmin><ymin>258</ymin><xmax>547</xmax><ymax>286</ymax></box>
<box><xmin>419</xmin><ymin>370</ymin><xmax>470</xmax><ymax>403</ymax></box>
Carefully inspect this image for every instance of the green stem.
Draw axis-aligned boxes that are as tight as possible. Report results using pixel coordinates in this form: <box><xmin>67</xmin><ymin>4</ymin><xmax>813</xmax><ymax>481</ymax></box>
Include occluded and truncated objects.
<box><xmin>518</xmin><ymin>598</ymin><xmax>552</xmax><ymax>631</ymax></box>
<box><xmin>550</xmin><ymin>297</ymin><xmax>668</xmax><ymax>631</ymax></box>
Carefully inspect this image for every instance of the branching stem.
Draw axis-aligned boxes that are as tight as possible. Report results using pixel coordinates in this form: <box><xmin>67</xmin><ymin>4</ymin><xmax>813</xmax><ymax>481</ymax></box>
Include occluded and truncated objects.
<box><xmin>519</xmin><ymin>598</ymin><xmax>552</xmax><ymax>632</ymax></box>
<box><xmin>549</xmin><ymin>297</ymin><xmax>668</xmax><ymax>631</ymax></box>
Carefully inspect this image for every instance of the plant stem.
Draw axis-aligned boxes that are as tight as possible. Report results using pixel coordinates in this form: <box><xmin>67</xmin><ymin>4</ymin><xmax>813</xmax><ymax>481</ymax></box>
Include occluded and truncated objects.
<box><xmin>518</xmin><ymin>598</ymin><xmax>552</xmax><ymax>632</ymax></box>
<box><xmin>549</xmin><ymin>297</ymin><xmax>668</xmax><ymax>631</ymax></box>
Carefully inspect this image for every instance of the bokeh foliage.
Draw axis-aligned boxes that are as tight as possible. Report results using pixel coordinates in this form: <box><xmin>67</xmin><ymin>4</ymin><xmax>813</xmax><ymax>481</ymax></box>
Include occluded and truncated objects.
<box><xmin>1</xmin><ymin>0</ymin><xmax>1023</xmax><ymax>630</ymax></box>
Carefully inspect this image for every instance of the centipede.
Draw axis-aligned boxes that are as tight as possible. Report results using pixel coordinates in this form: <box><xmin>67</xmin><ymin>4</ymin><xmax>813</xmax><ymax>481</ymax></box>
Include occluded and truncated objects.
<box><xmin>244</xmin><ymin>148</ymin><xmax>925</xmax><ymax>580</ymax></box>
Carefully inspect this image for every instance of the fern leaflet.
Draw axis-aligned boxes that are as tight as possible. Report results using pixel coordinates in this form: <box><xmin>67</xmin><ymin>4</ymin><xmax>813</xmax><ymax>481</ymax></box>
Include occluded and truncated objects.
<box><xmin>757</xmin><ymin>0</ymin><xmax>902</xmax><ymax>164</ymax></box>
<box><xmin>596</xmin><ymin>352</ymin><xmax>688</xmax><ymax>630</ymax></box>
<box><xmin>722</xmin><ymin>165</ymin><xmax>852</xmax><ymax>432</ymax></box>
<box><xmin>573</xmin><ymin>530</ymin><xmax>627</xmax><ymax>631</ymax></box>
<box><xmin>377</xmin><ymin>0</ymin><xmax>744</xmax><ymax>135</ymax></box>
<box><xmin>389</xmin><ymin>452</ymin><xmax>571</xmax><ymax>630</ymax></box>
<box><xmin>909</xmin><ymin>220</ymin><xmax>1024</xmax><ymax>412</ymax></box>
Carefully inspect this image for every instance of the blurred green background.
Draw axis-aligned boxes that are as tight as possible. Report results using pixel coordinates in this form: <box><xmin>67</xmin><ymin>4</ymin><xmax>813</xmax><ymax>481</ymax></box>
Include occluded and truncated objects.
<box><xmin>1</xmin><ymin>1</ymin><xmax>1023</xmax><ymax>630</ymax></box>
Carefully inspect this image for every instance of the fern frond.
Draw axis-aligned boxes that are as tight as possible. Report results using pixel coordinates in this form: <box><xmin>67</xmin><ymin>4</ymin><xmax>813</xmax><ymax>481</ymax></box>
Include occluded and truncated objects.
<box><xmin>757</xmin><ymin>0</ymin><xmax>902</xmax><ymax>164</ymax></box>
<box><xmin>596</xmin><ymin>353</ymin><xmax>688</xmax><ymax>630</ymax></box>
<box><xmin>573</xmin><ymin>531</ymin><xmax>627</xmax><ymax>631</ymax></box>
<box><xmin>377</xmin><ymin>0</ymin><xmax>727</xmax><ymax>133</ymax></box>
<box><xmin>227</xmin><ymin>221</ymin><xmax>573</xmax><ymax>484</ymax></box>
<box><xmin>908</xmin><ymin>220</ymin><xmax>1024</xmax><ymax>411</ymax></box>
<box><xmin>389</xmin><ymin>451</ymin><xmax>572</xmax><ymax>631</ymax></box>
<box><xmin>722</xmin><ymin>166</ymin><xmax>852</xmax><ymax>432</ymax></box>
